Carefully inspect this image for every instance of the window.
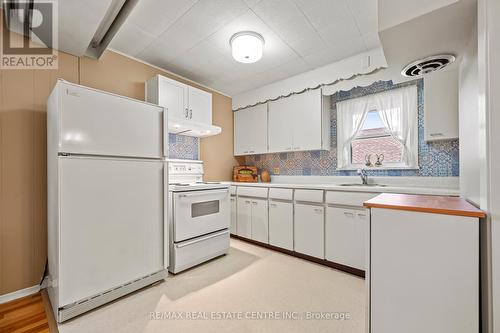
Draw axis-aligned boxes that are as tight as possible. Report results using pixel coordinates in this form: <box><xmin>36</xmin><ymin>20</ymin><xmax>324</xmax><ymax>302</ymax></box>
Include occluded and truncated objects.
<box><xmin>336</xmin><ymin>86</ymin><xmax>418</xmax><ymax>170</ymax></box>
<box><xmin>350</xmin><ymin>111</ymin><xmax>404</xmax><ymax>165</ymax></box>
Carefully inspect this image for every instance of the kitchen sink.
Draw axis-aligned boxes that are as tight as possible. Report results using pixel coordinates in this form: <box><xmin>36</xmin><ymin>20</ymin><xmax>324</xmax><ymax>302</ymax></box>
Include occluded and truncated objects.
<box><xmin>338</xmin><ymin>183</ymin><xmax>388</xmax><ymax>187</ymax></box>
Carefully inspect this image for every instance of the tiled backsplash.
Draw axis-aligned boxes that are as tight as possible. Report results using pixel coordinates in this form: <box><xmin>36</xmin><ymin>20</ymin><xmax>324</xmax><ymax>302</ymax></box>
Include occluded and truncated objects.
<box><xmin>168</xmin><ymin>133</ymin><xmax>199</xmax><ymax>160</ymax></box>
<box><xmin>244</xmin><ymin>79</ymin><xmax>460</xmax><ymax>177</ymax></box>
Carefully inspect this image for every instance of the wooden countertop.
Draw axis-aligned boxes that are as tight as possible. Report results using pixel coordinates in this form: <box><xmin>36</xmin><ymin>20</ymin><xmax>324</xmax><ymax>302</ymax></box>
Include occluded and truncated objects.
<box><xmin>363</xmin><ymin>193</ymin><xmax>486</xmax><ymax>218</ymax></box>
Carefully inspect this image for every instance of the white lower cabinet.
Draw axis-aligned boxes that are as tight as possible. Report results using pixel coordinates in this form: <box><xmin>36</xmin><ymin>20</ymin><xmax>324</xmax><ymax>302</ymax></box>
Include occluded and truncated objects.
<box><xmin>294</xmin><ymin>204</ymin><xmax>324</xmax><ymax>259</ymax></box>
<box><xmin>236</xmin><ymin>198</ymin><xmax>252</xmax><ymax>238</ymax></box>
<box><xmin>236</xmin><ymin>197</ymin><xmax>269</xmax><ymax>243</ymax></box>
<box><xmin>232</xmin><ymin>186</ymin><xmax>371</xmax><ymax>274</ymax></box>
<box><xmin>269</xmin><ymin>200</ymin><xmax>294</xmax><ymax>251</ymax></box>
<box><xmin>325</xmin><ymin>207</ymin><xmax>367</xmax><ymax>270</ymax></box>
<box><xmin>230</xmin><ymin>196</ymin><xmax>237</xmax><ymax>235</ymax></box>
<box><xmin>251</xmin><ymin>199</ymin><xmax>269</xmax><ymax>243</ymax></box>
<box><xmin>370</xmin><ymin>208</ymin><xmax>479</xmax><ymax>333</ymax></box>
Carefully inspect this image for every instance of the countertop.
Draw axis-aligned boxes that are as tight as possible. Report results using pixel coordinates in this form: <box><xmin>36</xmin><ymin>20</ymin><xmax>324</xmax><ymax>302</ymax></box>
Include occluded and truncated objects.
<box><xmin>227</xmin><ymin>182</ymin><xmax>460</xmax><ymax>196</ymax></box>
<box><xmin>363</xmin><ymin>193</ymin><xmax>485</xmax><ymax>218</ymax></box>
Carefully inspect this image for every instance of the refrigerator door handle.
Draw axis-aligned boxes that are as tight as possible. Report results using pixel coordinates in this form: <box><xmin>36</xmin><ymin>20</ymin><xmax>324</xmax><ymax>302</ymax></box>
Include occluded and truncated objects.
<box><xmin>163</xmin><ymin>107</ymin><xmax>168</xmax><ymax>158</ymax></box>
<box><xmin>163</xmin><ymin>163</ymin><xmax>169</xmax><ymax>269</ymax></box>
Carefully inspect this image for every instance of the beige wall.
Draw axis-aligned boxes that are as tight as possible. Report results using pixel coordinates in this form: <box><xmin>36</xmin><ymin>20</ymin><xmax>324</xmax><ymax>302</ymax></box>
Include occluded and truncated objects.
<box><xmin>78</xmin><ymin>51</ymin><xmax>238</xmax><ymax>182</ymax></box>
<box><xmin>0</xmin><ymin>46</ymin><xmax>236</xmax><ymax>295</ymax></box>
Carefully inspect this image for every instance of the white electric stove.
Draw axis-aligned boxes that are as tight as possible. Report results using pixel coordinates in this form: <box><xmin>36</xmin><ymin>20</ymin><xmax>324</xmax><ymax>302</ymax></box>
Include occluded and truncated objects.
<box><xmin>167</xmin><ymin>159</ymin><xmax>230</xmax><ymax>273</ymax></box>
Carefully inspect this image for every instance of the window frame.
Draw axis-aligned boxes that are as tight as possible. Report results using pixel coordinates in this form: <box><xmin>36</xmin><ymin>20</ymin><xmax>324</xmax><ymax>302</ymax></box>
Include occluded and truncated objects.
<box><xmin>336</xmin><ymin>86</ymin><xmax>419</xmax><ymax>171</ymax></box>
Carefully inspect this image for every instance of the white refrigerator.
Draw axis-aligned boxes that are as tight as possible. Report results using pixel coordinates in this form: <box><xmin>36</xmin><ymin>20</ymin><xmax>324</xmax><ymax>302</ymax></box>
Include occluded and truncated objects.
<box><xmin>47</xmin><ymin>80</ymin><xmax>168</xmax><ymax>322</ymax></box>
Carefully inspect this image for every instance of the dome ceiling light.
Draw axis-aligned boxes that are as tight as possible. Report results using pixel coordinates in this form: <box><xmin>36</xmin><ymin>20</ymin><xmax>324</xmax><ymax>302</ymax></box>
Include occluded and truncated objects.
<box><xmin>230</xmin><ymin>31</ymin><xmax>265</xmax><ymax>64</ymax></box>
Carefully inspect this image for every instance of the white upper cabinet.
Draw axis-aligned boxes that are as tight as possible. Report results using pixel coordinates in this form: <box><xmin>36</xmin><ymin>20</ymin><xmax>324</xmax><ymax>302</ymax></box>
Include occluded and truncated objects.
<box><xmin>156</xmin><ymin>76</ymin><xmax>188</xmax><ymax>120</ymax></box>
<box><xmin>290</xmin><ymin>90</ymin><xmax>325</xmax><ymax>151</ymax></box>
<box><xmin>147</xmin><ymin>75</ymin><xmax>212</xmax><ymax>124</ymax></box>
<box><xmin>268</xmin><ymin>97</ymin><xmax>294</xmax><ymax>152</ymax></box>
<box><xmin>268</xmin><ymin>89</ymin><xmax>330</xmax><ymax>153</ymax></box>
<box><xmin>424</xmin><ymin>66</ymin><xmax>459</xmax><ymax>141</ymax></box>
<box><xmin>188</xmin><ymin>86</ymin><xmax>212</xmax><ymax>124</ymax></box>
<box><xmin>146</xmin><ymin>75</ymin><xmax>220</xmax><ymax>138</ymax></box>
<box><xmin>234</xmin><ymin>104</ymin><xmax>268</xmax><ymax>156</ymax></box>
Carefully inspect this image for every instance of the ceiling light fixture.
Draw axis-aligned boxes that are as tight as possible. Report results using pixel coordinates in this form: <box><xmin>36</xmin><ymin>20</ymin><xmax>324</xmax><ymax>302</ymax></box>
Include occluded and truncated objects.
<box><xmin>230</xmin><ymin>31</ymin><xmax>264</xmax><ymax>64</ymax></box>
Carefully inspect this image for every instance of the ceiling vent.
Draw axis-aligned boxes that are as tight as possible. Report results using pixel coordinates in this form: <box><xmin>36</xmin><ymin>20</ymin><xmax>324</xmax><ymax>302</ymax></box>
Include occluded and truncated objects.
<box><xmin>401</xmin><ymin>54</ymin><xmax>456</xmax><ymax>77</ymax></box>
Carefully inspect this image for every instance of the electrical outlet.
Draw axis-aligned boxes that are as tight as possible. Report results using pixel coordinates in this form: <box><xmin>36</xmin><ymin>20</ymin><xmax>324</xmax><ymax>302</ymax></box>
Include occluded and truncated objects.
<box><xmin>273</xmin><ymin>167</ymin><xmax>280</xmax><ymax>175</ymax></box>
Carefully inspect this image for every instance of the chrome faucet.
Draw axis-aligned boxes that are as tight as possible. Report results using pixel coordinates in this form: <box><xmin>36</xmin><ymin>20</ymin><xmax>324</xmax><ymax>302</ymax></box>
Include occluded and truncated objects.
<box><xmin>357</xmin><ymin>169</ymin><xmax>368</xmax><ymax>185</ymax></box>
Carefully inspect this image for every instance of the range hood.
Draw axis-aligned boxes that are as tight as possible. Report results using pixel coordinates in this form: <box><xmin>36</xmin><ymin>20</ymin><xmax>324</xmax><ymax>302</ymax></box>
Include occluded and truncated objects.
<box><xmin>168</xmin><ymin>117</ymin><xmax>222</xmax><ymax>138</ymax></box>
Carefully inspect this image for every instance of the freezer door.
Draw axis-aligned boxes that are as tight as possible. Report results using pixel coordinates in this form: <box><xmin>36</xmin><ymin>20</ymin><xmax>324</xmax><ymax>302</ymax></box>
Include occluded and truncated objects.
<box><xmin>59</xmin><ymin>83</ymin><xmax>163</xmax><ymax>158</ymax></box>
<box><xmin>58</xmin><ymin>157</ymin><xmax>165</xmax><ymax>307</ymax></box>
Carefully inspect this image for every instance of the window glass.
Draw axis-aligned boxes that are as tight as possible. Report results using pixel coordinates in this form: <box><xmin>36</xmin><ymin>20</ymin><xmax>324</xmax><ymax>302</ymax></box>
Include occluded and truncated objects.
<box><xmin>350</xmin><ymin>110</ymin><xmax>403</xmax><ymax>165</ymax></box>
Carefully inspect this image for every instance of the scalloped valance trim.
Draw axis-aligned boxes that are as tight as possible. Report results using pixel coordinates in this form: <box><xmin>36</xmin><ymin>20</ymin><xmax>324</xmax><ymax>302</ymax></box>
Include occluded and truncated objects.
<box><xmin>232</xmin><ymin>66</ymin><xmax>389</xmax><ymax>111</ymax></box>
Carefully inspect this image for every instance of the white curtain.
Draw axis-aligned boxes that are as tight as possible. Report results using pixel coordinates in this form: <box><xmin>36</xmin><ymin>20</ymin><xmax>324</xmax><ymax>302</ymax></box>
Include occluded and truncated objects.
<box><xmin>373</xmin><ymin>85</ymin><xmax>418</xmax><ymax>168</ymax></box>
<box><xmin>336</xmin><ymin>85</ymin><xmax>418</xmax><ymax>169</ymax></box>
<box><xmin>336</xmin><ymin>97</ymin><xmax>371</xmax><ymax>169</ymax></box>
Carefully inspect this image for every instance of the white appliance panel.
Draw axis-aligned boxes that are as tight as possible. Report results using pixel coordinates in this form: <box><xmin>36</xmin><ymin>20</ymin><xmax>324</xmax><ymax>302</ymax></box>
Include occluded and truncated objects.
<box><xmin>58</xmin><ymin>157</ymin><xmax>164</xmax><ymax>306</ymax></box>
<box><xmin>173</xmin><ymin>189</ymin><xmax>230</xmax><ymax>242</ymax></box>
<box><xmin>59</xmin><ymin>83</ymin><xmax>163</xmax><ymax>158</ymax></box>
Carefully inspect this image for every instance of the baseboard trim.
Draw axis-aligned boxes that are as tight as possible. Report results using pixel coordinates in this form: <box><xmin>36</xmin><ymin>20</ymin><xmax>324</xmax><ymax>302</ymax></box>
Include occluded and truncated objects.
<box><xmin>0</xmin><ymin>285</ymin><xmax>41</xmax><ymax>304</ymax></box>
<box><xmin>231</xmin><ymin>234</ymin><xmax>366</xmax><ymax>278</ymax></box>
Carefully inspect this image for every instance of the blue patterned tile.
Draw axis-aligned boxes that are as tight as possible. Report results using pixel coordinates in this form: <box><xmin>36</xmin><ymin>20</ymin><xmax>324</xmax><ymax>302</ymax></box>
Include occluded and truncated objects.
<box><xmin>310</xmin><ymin>151</ymin><xmax>321</xmax><ymax>159</ymax></box>
<box><xmin>168</xmin><ymin>133</ymin><xmax>199</xmax><ymax>160</ymax></box>
<box><xmin>387</xmin><ymin>170</ymin><xmax>402</xmax><ymax>176</ymax></box>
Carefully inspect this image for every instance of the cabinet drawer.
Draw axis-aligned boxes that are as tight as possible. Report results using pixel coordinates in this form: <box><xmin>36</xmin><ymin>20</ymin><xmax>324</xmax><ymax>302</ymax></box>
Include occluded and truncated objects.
<box><xmin>326</xmin><ymin>191</ymin><xmax>378</xmax><ymax>207</ymax></box>
<box><xmin>238</xmin><ymin>186</ymin><xmax>268</xmax><ymax>199</ymax></box>
<box><xmin>269</xmin><ymin>188</ymin><xmax>293</xmax><ymax>201</ymax></box>
<box><xmin>295</xmin><ymin>189</ymin><xmax>323</xmax><ymax>203</ymax></box>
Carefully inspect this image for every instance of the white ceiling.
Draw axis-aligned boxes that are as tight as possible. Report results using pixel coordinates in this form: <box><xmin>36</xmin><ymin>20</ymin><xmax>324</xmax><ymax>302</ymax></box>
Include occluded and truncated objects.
<box><xmin>110</xmin><ymin>0</ymin><xmax>379</xmax><ymax>96</ymax></box>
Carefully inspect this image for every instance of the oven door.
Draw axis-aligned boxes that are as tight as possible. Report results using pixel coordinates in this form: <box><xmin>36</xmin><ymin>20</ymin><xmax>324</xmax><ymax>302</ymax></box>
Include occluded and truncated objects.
<box><xmin>173</xmin><ymin>188</ymin><xmax>230</xmax><ymax>242</ymax></box>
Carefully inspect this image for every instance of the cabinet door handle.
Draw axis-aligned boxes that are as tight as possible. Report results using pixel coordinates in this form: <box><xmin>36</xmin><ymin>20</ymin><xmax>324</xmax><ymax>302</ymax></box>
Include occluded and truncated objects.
<box><xmin>429</xmin><ymin>133</ymin><xmax>444</xmax><ymax>137</ymax></box>
<box><xmin>249</xmin><ymin>150</ymin><xmax>255</xmax><ymax>153</ymax></box>
<box><xmin>189</xmin><ymin>109</ymin><xmax>193</xmax><ymax>119</ymax></box>
<box><xmin>185</xmin><ymin>108</ymin><xmax>189</xmax><ymax>118</ymax></box>
<box><xmin>294</xmin><ymin>147</ymin><xmax>301</xmax><ymax>150</ymax></box>
<box><xmin>357</xmin><ymin>213</ymin><xmax>366</xmax><ymax>218</ymax></box>
<box><xmin>285</xmin><ymin>147</ymin><xmax>292</xmax><ymax>151</ymax></box>
<box><xmin>270</xmin><ymin>203</ymin><xmax>277</xmax><ymax>207</ymax></box>
<box><xmin>314</xmin><ymin>208</ymin><xmax>323</xmax><ymax>213</ymax></box>
<box><xmin>344</xmin><ymin>212</ymin><xmax>354</xmax><ymax>217</ymax></box>
<box><xmin>252</xmin><ymin>201</ymin><xmax>258</xmax><ymax>205</ymax></box>
<box><xmin>230</xmin><ymin>198</ymin><xmax>235</xmax><ymax>202</ymax></box>
<box><xmin>245</xmin><ymin>200</ymin><xmax>251</xmax><ymax>204</ymax></box>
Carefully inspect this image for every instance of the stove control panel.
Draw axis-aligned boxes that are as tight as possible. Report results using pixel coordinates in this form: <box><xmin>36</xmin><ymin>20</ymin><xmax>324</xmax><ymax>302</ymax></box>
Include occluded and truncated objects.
<box><xmin>168</xmin><ymin>160</ymin><xmax>204</xmax><ymax>175</ymax></box>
